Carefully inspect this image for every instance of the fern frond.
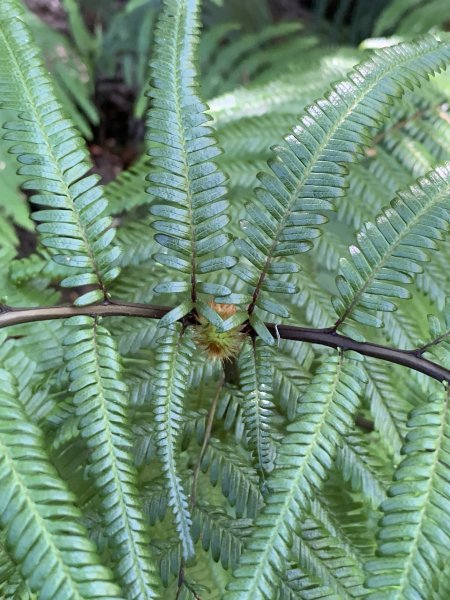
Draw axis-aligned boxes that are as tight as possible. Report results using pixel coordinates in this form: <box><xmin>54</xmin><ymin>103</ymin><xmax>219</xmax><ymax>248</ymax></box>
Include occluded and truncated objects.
<box><xmin>141</xmin><ymin>479</ymin><xmax>168</xmax><ymax>526</ymax></box>
<box><xmin>239</xmin><ymin>339</ymin><xmax>276</xmax><ymax>473</ymax></box>
<box><xmin>309</xmin><ymin>229</ymin><xmax>347</xmax><ymax>272</ymax></box>
<box><xmin>115</xmin><ymin>216</ymin><xmax>158</xmax><ymax>268</ymax></box>
<box><xmin>333</xmin><ymin>163</ymin><xmax>450</xmax><ymax>331</ymax></box>
<box><xmin>336</xmin><ymin>163</ymin><xmax>390</xmax><ymax>230</ymax></box>
<box><xmin>290</xmin><ymin>266</ymin><xmax>337</xmax><ymax>327</ymax></box>
<box><xmin>216</xmin><ymin>387</ymin><xmax>246</xmax><ymax>442</ymax></box>
<box><xmin>225</xmin><ymin>352</ymin><xmax>367</xmax><ymax>599</ymax></box>
<box><xmin>217</xmin><ymin>113</ymin><xmax>294</xmax><ymax>163</ymax></box>
<box><xmin>320</xmin><ymin>477</ymin><xmax>379</xmax><ymax>558</ymax></box>
<box><xmin>382</xmin><ymin>308</ymin><xmax>421</xmax><ymax>349</ymax></box>
<box><xmin>278</xmin><ymin>568</ymin><xmax>337</xmax><ymax>600</ymax></box>
<box><xmin>201</xmin><ymin>438</ymin><xmax>264</xmax><ymax>518</ymax></box>
<box><xmin>0</xmin><ymin>534</ymin><xmax>25</xmax><ymax>595</ymax></box>
<box><xmin>152</xmin><ymin>502</ymin><xmax>251</xmax><ymax>586</ymax></box>
<box><xmin>64</xmin><ymin>316</ymin><xmax>160</xmax><ymax>600</ymax></box>
<box><xmin>365</xmin><ymin>359</ymin><xmax>409</xmax><ymax>457</ymax></box>
<box><xmin>152</xmin><ymin>323</ymin><xmax>196</xmax><ymax>559</ymax></box>
<box><xmin>375</xmin><ymin>0</ymin><xmax>449</xmax><ymax>36</ymax></box>
<box><xmin>0</xmin><ymin>0</ymin><xmax>120</xmax><ymax>305</ymax></box>
<box><xmin>0</xmin><ymin>367</ymin><xmax>124</xmax><ymax>600</ymax></box>
<box><xmin>113</xmin><ymin>317</ymin><xmax>158</xmax><ymax>356</ymax></box>
<box><xmin>191</xmin><ymin>504</ymin><xmax>253</xmax><ymax>570</ymax></box>
<box><xmin>290</xmin><ymin>515</ymin><xmax>367</xmax><ymax>598</ymax></box>
<box><xmin>367</xmin><ymin>144</ymin><xmax>412</xmax><ymax>194</ymax></box>
<box><xmin>146</xmin><ymin>0</ymin><xmax>236</xmax><ymax>322</ymax></box>
<box><xmin>133</xmin><ymin>422</ymin><xmax>157</xmax><ymax>468</ymax></box>
<box><xmin>415</xmin><ymin>257</ymin><xmax>448</xmax><ymax>311</ymax></box>
<box><xmin>123</xmin><ymin>355</ymin><xmax>154</xmax><ymax>408</ymax></box>
<box><xmin>337</xmin><ymin>432</ymin><xmax>389</xmax><ymax>508</ymax></box>
<box><xmin>384</xmin><ymin>130</ymin><xmax>434</xmax><ymax>177</ymax></box>
<box><xmin>365</xmin><ymin>388</ymin><xmax>450</xmax><ymax>598</ymax></box>
<box><xmin>310</xmin><ymin>492</ymin><xmax>374</xmax><ymax>562</ymax></box>
<box><xmin>433</xmin><ymin>561</ymin><xmax>450</xmax><ymax>600</ymax></box>
<box><xmin>229</xmin><ymin>35</ymin><xmax>450</xmax><ymax>329</ymax></box>
<box><xmin>208</xmin><ymin>51</ymin><xmax>358</xmax><ymax>126</ymax></box>
<box><xmin>272</xmin><ymin>351</ymin><xmax>311</xmax><ymax>420</ymax></box>
<box><xmin>24</xmin><ymin>7</ymin><xmax>98</xmax><ymax>139</ymax></box>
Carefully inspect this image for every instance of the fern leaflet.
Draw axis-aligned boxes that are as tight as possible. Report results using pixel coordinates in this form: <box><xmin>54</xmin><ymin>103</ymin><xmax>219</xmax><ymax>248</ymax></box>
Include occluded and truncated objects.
<box><xmin>333</xmin><ymin>163</ymin><xmax>450</xmax><ymax>330</ymax></box>
<box><xmin>365</xmin><ymin>388</ymin><xmax>450</xmax><ymax>598</ymax></box>
<box><xmin>146</xmin><ymin>0</ymin><xmax>236</xmax><ymax>324</ymax></box>
<box><xmin>229</xmin><ymin>35</ymin><xmax>450</xmax><ymax>335</ymax></box>
<box><xmin>0</xmin><ymin>0</ymin><xmax>120</xmax><ymax>305</ymax></box>
<box><xmin>225</xmin><ymin>352</ymin><xmax>367</xmax><ymax>599</ymax></box>
<box><xmin>239</xmin><ymin>339</ymin><xmax>276</xmax><ymax>473</ymax></box>
<box><xmin>64</xmin><ymin>317</ymin><xmax>160</xmax><ymax>600</ymax></box>
<box><xmin>0</xmin><ymin>367</ymin><xmax>124</xmax><ymax>600</ymax></box>
<box><xmin>152</xmin><ymin>323</ymin><xmax>196</xmax><ymax>559</ymax></box>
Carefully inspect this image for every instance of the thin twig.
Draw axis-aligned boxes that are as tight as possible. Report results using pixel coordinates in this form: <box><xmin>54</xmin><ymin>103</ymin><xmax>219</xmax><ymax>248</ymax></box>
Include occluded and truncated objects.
<box><xmin>190</xmin><ymin>373</ymin><xmax>225</xmax><ymax>508</ymax></box>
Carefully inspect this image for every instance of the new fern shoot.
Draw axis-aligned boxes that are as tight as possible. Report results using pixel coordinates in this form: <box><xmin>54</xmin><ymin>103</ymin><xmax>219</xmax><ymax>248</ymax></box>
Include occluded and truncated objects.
<box><xmin>0</xmin><ymin>0</ymin><xmax>450</xmax><ymax>599</ymax></box>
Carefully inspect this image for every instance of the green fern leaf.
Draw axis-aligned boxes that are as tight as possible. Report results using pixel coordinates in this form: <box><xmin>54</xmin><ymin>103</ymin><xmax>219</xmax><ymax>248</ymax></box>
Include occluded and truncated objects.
<box><xmin>201</xmin><ymin>438</ymin><xmax>264</xmax><ymax>518</ymax></box>
<box><xmin>152</xmin><ymin>323</ymin><xmax>196</xmax><ymax>559</ymax></box>
<box><xmin>272</xmin><ymin>351</ymin><xmax>311</xmax><ymax>420</ymax></box>
<box><xmin>231</xmin><ymin>35</ymin><xmax>450</xmax><ymax>322</ymax></box>
<box><xmin>333</xmin><ymin>163</ymin><xmax>450</xmax><ymax>330</ymax></box>
<box><xmin>238</xmin><ymin>339</ymin><xmax>276</xmax><ymax>473</ymax></box>
<box><xmin>337</xmin><ymin>432</ymin><xmax>389</xmax><ymax>508</ymax></box>
<box><xmin>105</xmin><ymin>161</ymin><xmax>150</xmax><ymax>215</ymax></box>
<box><xmin>365</xmin><ymin>388</ymin><xmax>450</xmax><ymax>598</ymax></box>
<box><xmin>320</xmin><ymin>478</ymin><xmax>379</xmax><ymax>559</ymax></box>
<box><xmin>146</xmin><ymin>0</ymin><xmax>236</xmax><ymax>322</ymax></box>
<box><xmin>0</xmin><ymin>0</ymin><xmax>120</xmax><ymax>306</ymax></box>
<box><xmin>0</xmin><ymin>367</ymin><xmax>125</xmax><ymax>600</ymax></box>
<box><xmin>191</xmin><ymin>504</ymin><xmax>253</xmax><ymax>570</ymax></box>
<box><xmin>64</xmin><ymin>317</ymin><xmax>160</xmax><ymax>600</ymax></box>
<box><xmin>365</xmin><ymin>359</ymin><xmax>409</xmax><ymax>457</ymax></box>
<box><xmin>225</xmin><ymin>352</ymin><xmax>367</xmax><ymax>599</ymax></box>
<box><xmin>201</xmin><ymin>22</ymin><xmax>302</xmax><ymax>98</ymax></box>
<box><xmin>290</xmin><ymin>515</ymin><xmax>367</xmax><ymax>598</ymax></box>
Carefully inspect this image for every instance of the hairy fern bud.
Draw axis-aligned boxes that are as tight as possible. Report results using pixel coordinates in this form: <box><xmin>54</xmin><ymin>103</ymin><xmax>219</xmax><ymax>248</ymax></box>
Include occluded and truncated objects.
<box><xmin>194</xmin><ymin>302</ymin><xmax>245</xmax><ymax>361</ymax></box>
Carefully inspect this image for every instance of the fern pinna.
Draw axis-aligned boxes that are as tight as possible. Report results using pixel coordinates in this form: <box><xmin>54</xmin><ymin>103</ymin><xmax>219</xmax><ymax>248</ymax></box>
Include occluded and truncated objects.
<box><xmin>1</xmin><ymin>0</ymin><xmax>450</xmax><ymax>599</ymax></box>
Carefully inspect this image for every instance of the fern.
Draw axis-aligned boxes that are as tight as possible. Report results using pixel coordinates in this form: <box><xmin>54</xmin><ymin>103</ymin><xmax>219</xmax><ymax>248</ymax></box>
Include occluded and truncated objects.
<box><xmin>152</xmin><ymin>323</ymin><xmax>196</xmax><ymax>559</ymax></box>
<box><xmin>64</xmin><ymin>316</ymin><xmax>160</xmax><ymax>599</ymax></box>
<box><xmin>1</xmin><ymin>0</ymin><xmax>450</xmax><ymax>598</ymax></box>
<box><xmin>0</xmin><ymin>366</ymin><xmax>124</xmax><ymax>600</ymax></box>
<box><xmin>0</xmin><ymin>0</ymin><xmax>120</xmax><ymax>305</ymax></box>
<box><xmin>146</xmin><ymin>0</ymin><xmax>236</xmax><ymax>323</ymax></box>
<box><xmin>238</xmin><ymin>339</ymin><xmax>276</xmax><ymax>472</ymax></box>
<box><xmin>333</xmin><ymin>163</ymin><xmax>450</xmax><ymax>331</ymax></box>
<box><xmin>225</xmin><ymin>353</ymin><xmax>367</xmax><ymax>598</ymax></box>
<box><xmin>375</xmin><ymin>0</ymin><xmax>450</xmax><ymax>36</ymax></box>
<box><xmin>229</xmin><ymin>34</ymin><xmax>450</xmax><ymax>337</ymax></box>
<box><xmin>365</xmin><ymin>388</ymin><xmax>450</xmax><ymax>598</ymax></box>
